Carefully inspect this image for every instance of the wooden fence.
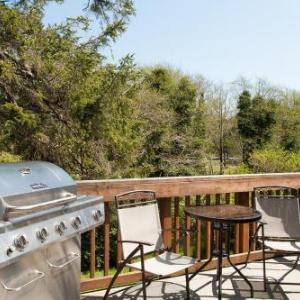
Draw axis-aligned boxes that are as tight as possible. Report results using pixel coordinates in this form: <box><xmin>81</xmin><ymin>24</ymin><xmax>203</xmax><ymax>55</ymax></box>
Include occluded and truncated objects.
<box><xmin>78</xmin><ymin>173</ymin><xmax>300</xmax><ymax>292</ymax></box>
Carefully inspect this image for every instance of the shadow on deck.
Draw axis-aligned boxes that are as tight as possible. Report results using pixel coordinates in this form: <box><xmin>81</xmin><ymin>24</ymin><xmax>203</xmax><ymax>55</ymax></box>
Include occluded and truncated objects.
<box><xmin>81</xmin><ymin>257</ymin><xmax>300</xmax><ymax>300</ymax></box>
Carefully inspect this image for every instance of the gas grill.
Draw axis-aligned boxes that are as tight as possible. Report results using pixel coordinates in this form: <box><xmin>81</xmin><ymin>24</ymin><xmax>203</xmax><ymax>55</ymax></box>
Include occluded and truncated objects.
<box><xmin>0</xmin><ymin>161</ymin><xmax>104</xmax><ymax>300</ymax></box>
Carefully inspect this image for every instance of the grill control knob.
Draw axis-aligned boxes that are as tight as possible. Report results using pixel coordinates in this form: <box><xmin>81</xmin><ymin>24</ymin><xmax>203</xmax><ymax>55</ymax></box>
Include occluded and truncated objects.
<box><xmin>14</xmin><ymin>234</ymin><xmax>28</xmax><ymax>250</ymax></box>
<box><xmin>72</xmin><ymin>216</ymin><xmax>82</xmax><ymax>229</ymax></box>
<box><xmin>6</xmin><ymin>247</ymin><xmax>14</xmax><ymax>256</ymax></box>
<box><xmin>55</xmin><ymin>221</ymin><xmax>67</xmax><ymax>235</ymax></box>
<box><xmin>36</xmin><ymin>227</ymin><xmax>49</xmax><ymax>242</ymax></box>
<box><xmin>55</xmin><ymin>224</ymin><xmax>63</xmax><ymax>235</ymax></box>
<box><xmin>93</xmin><ymin>209</ymin><xmax>102</xmax><ymax>221</ymax></box>
<box><xmin>60</xmin><ymin>221</ymin><xmax>67</xmax><ymax>231</ymax></box>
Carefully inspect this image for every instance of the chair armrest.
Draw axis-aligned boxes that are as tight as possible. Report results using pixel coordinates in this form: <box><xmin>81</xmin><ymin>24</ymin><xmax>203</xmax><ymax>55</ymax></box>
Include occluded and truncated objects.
<box><xmin>118</xmin><ymin>240</ymin><xmax>154</xmax><ymax>247</ymax></box>
<box><xmin>250</xmin><ymin>221</ymin><xmax>266</xmax><ymax>242</ymax></box>
<box><xmin>258</xmin><ymin>221</ymin><xmax>267</xmax><ymax>225</ymax></box>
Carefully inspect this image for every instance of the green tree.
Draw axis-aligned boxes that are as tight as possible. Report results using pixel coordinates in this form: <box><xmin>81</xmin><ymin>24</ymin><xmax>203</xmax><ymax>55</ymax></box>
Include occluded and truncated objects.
<box><xmin>205</xmin><ymin>84</ymin><xmax>235</xmax><ymax>174</ymax></box>
<box><xmin>13</xmin><ymin>0</ymin><xmax>135</xmax><ymax>49</ymax></box>
<box><xmin>0</xmin><ymin>2</ymin><xmax>139</xmax><ymax>179</ymax></box>
<box><xmin>171</xmin><ymin>76</ymin><xmax>196</xmax><ymax>130</ymax></box>
<box><xmin>141</xmin><ymin>67</ymin><xmax>207</xmax><ymax>176</ymax></box>
<box><xmin>272</xmin><ymin>92</ymin><xmax>300</xmax><ymax>151</ymax></box>
<box><xmin>145</xmin><ymin>66</ymin><xmax>175</xmax><ymax>94</ymax></box>
<box><xmin>169</xmin><ymin>75</ymin><xmax>207</xmax><ymax>175</ymax></box>
<box><xmin>237</xmin><ymin>90</ymin><xmax>276</xmax><ymax>164</ymax></box>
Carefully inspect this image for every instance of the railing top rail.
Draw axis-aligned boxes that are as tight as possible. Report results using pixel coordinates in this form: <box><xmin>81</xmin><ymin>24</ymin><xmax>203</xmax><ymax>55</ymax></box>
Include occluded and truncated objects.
<box><xmin>77</xmin><ymin>173</ymin><xmax>300</xmax><ymax>202</ymax></box>
<box><xmin>79</xmin><ymin>172</ymin><xmax>300</xmax><ymax>183</ymax></box>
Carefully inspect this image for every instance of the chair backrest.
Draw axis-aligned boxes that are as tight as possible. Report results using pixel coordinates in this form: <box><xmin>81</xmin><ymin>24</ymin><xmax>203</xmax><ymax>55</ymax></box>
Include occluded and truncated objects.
<box><xmin>254</xmin><ymin>186</ymin><xmax>300</xmax><ymax>239</ymax></box>
<box><xmin>116</xmin><ymin>190</ymin><xmax>164</xmax><ymax>258</ymax></box>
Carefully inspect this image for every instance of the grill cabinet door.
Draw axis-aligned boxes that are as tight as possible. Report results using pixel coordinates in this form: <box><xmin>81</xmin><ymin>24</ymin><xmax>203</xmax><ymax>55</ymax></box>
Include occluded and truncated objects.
<box><xmin>45</xmin><ymin>237</ymin><xmax>80</xmax><ymax>300</ymax></box>
<box><xmin>0</xmin><ymin>251</ymin><xmax>46</xmax><ymax>300</ymax></box>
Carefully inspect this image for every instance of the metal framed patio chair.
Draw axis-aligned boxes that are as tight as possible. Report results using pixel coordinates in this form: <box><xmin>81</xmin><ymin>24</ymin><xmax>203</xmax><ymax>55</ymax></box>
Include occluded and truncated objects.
<box><xmin>104</xmin><ymin>190</ymin><xmax>198</xmax><ymax>300</ymax></box>
<box><xmin>248</xmin><ymin>186</ymin><xmax>300</xmax><ymax>290</ymax></box>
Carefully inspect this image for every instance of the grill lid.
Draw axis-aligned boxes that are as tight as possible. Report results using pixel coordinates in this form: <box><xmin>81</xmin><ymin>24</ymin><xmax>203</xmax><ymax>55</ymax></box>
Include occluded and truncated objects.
<box><xmin>0</xmin><ymin>161</ymin><xmax>76</xmax><ymax>220</ymax></box>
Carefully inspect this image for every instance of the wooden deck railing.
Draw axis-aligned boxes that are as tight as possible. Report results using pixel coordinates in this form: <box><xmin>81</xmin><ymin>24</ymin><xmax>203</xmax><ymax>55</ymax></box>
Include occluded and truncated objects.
<box><xmin>78</xmin><ymin>173</ymin><xmax>300</xmax><ymax>293</ymax></box>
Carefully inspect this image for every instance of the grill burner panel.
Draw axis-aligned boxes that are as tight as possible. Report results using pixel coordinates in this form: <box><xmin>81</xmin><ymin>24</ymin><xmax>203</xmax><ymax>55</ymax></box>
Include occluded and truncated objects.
<box><xmin>0</xmin><ymin>195</ymin><xmax>103</xmax><ymax>267</ymax></box>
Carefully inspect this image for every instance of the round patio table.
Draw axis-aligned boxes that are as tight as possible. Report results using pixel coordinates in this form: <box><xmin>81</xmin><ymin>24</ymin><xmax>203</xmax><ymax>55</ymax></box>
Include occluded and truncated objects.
<box><xmin>185</xmin><ymin>204</ymin><xmax>261</xmax><ymax>300</ymax></box>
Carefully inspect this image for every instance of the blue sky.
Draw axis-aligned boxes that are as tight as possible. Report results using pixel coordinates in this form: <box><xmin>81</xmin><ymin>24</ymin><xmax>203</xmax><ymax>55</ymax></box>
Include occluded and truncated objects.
<box><xmin>44</xmin><ymin>0</ymin><xmax>300</xmax><ymax>90</ymax></box>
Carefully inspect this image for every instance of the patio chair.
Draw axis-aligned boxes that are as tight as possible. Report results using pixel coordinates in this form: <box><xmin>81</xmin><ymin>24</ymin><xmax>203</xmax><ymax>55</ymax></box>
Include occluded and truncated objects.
<box><xmin>248</xmin><ymin>186</ymin><xmax>300</xmax><ymax>290</ymax></box>
<box><xmin>103</xmin><ymin>190</ymin><xmax>197</xmax><ymax>300</ymax></box>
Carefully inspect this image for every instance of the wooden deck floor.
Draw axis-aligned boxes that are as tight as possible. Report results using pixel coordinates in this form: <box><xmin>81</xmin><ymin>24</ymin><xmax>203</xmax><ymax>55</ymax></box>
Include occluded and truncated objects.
<box><xmin>81</xmin><ymin>256</ymin><xmax>300</xmax><ymax>299</ymax></box>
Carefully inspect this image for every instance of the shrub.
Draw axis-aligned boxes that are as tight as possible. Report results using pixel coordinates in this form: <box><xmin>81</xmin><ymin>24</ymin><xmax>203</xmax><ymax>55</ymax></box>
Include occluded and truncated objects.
<box><xmin>0</xmin><ymin>152</ymin><xmax>21</xmax><ymax>163</ymax></box>
<box><xmin>250</xmin><ymin>148</ymin><xmax>300</xmax><ymax>173</ymax></box>
<box><xmin>225</xmin><ymin>163</ymin><xmax>251</xmax><ymax>174</ymax></box>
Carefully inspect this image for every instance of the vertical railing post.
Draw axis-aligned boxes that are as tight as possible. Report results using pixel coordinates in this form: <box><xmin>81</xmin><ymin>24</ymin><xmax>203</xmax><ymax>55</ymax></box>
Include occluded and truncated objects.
<box><xmin>205</xmin><ymin>195</ymin><xmax>211</xmax><ymax>258</ymax></box>
<box><xmin>174</xmin><ymin>197</ymin><xmax>180</xmax><ymax>253</ymax></box>
<box><xmin>225</xmin><ymin>193</ymin><xmax>230</xmax><ymax>204</ymax></box>
<box><xmin>236</xmin><ymin>192</ymin><xmax>250</xmax><ymax>253</ymax></box>
<box><xmin>89</xmin><ymin>229</ymin><xmax>96</xmax><ymax>278</ymax></box>
<box><xmin>251</xmin><ymin>191</ymin><xmax>257</xmax><ymax>251</ymax></box>
<box><xmin>117</xmin><ymin>228</ymin><xmax>122</xmax><ymax>267</ymax></box>
<box><xmin>215</xmin><ymin>194</ymin><xmax>221</xmax><ymax>250</ymax></box>
<box><xmin>104</xmin><ymin>202</ymin><xmax>110</xmax><ymax>276</ymax></box>
<box><xmin>234</xmin><ymin>224</ymin><xmax>240</xmax><ymax>253</ymax></box>
<box><xmin>195</xmin><ymin>195</ymin><xmax>202</xmax><ymax>260</ymax></box>
<box><xmin>216</xmin><ymin>194</ymin><xmax>221</xmax><ymax>205</ymax></box>
<box><xmin>185</xmin><ymin>196</ymin><xmax>191</xmax><ymax>256</ymax></box>
<box><xmin>158</xmin><ymin>197</ymin><xmax>172</xmax><ymax>249</ymax></box>
<box><xmin>234</xmin><ymin>193</ymin><xmax>240</xmax><ymax>253</ymax></box>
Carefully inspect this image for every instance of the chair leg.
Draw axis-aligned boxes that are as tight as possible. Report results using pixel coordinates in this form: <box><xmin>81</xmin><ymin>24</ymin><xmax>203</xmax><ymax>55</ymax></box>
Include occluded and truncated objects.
<box><xmin>245</xmin><ymin>233</ymin><xmax>256</xmax><ymax>268</ymax></box>
<box><xmin>291</xmin><ymin>254</ymin><xmax>300</xmax><ymax>270</ymax></box>
<box><xmin>185</xmin><ymin>268</ymin><xmax>190</xmax><ymax>300</ymax></box>
<box><xmin>141</xmin><ymin>270</ymin><xmax>147</xmax><ymax>300</ymax></box>
<box><xmin>245</xmin><ymin>223</ymin><xmax>263</xmax><ymax>269</ymax></box>
<box><xmin>103</xmin><ymin>263</ymin><xmax>125</xmax><ymax>300</ymax></box>
<box><xmin>276</xmin><ymin>254</ymin><xmax>300</xmax><ymax>284</ymax></box>
<box><xmin>260</xmin><ymin>224</ymin><xmax>267</xmax><ymax>292</ymax></box>
<box><xmin>140</xmin><ymin>246</ymin><xmax>147</xmax><ymax>300</ymax></box>
<box><xmin>104</xmin><ymin>245</ymin><xmax>141</xmax><ymax>299</ymax></box>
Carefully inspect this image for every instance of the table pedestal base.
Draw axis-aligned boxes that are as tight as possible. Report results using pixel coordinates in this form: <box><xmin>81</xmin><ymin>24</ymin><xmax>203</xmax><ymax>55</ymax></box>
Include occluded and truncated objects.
<box><xmin>189</xmin><ymin>222</ymin><xmax>253</xmax><ymax>300</ymax></box>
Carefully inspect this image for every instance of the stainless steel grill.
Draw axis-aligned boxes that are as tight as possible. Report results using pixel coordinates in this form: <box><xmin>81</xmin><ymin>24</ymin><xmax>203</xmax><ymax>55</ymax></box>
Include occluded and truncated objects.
<box><xmin>0</xmin><ymin>161</ymin><xmax>104</xmax><ymax>300</ymax></box>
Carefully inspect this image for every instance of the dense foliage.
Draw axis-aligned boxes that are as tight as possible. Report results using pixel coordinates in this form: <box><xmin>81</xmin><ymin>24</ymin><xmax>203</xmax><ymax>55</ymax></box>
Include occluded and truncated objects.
<box><xmin>1</xmin><ymin>0</ymin><xmax>300</xmax><ymax>271</ymax></box>
<box><xmin>237</xmin><ymin>90</ymin><xmax>276</xmax><ymax>164</ymax></box>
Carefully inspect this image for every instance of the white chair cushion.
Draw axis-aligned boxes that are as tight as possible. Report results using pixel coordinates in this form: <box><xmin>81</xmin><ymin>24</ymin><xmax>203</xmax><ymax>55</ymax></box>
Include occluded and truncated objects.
<box><xmin>262</xmin><ymin>239</ymin><xmax>300</xmax><ymax>252</ymax></box>
<box><xmin>256</xmin><ymin>198</ymin><xmax>300</xmax><ymax>238</ymax></box>
<box><xmin>126</xmin><ymin>251</ymin><xmax>197</xmax><ymax>276</ymax></box>
<box><xmin>118</xmin><ymin>203</ymin><xmax>163</xmax><ymax>258</ymax></box>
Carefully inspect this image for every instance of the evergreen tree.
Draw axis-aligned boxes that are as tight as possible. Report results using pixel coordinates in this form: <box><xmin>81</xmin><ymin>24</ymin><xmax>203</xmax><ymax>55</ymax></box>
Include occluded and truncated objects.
<box><xmin>0</xmin><ymin>2</ymin><xmax>138</xmax><ymax>178</ymax></box>
<box><xmin>237</xmin><ymin>90</ymin><xmax>275</xmax><ymax>164</ymax></box>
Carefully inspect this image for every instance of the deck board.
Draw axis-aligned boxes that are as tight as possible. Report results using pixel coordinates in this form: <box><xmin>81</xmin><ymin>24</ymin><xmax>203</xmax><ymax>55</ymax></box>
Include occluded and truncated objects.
<box><xmin>82</xmin><ymin>256</ymin><xmax>300</xmax><ymax>299</ymax></box>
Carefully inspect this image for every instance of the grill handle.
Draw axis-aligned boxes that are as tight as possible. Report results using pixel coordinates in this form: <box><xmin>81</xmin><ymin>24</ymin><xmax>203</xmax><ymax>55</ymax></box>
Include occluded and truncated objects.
<box><xmin>47</xmin><ymin>252</ymin><xmax>80</xmax><ymax>269</ymax></box>
<box><xmin>3</xmin><ymin>192</ymin><xmax>76</xmax><ymax>219</ymax></box>
<box><xmin>0</xmin><ymin>270</ymin><xmax>45</xmax><ymax>292</ymax></box>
